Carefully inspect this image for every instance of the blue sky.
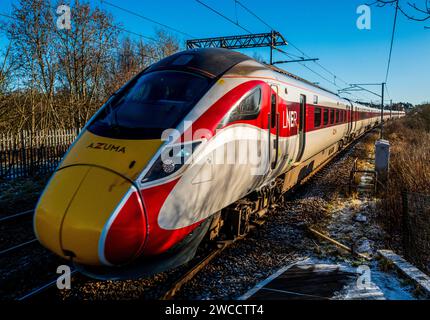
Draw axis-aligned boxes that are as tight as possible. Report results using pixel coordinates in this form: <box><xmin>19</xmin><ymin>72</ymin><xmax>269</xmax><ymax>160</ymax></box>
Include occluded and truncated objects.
<box><xmin>1</xmin><ymin>0</ymin><xmax>429</xmax><ymax>104</ymax></box>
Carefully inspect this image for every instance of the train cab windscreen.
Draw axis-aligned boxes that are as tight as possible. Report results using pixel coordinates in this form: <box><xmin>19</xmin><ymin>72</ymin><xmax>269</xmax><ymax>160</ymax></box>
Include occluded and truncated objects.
<box><xmin>89</xmin><ymin>70</ymin><xmax>211</xmax><ymax>139</ymax></box>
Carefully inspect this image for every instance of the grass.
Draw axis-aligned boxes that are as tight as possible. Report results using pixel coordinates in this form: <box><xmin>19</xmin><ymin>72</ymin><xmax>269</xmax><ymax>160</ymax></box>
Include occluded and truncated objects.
<box><xmin>377</xmin><ymin>104</ymin><xmax>430</xmax><ymax>271</ymax></box>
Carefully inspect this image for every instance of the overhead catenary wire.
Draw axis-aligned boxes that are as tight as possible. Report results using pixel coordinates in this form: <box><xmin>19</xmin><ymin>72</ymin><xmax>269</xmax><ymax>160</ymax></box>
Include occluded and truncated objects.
<box><xmin>195</xmin><ymin>0</ymin><xmax>253</xmax><ymax>34</ymax></box>
<box><xmin>114</xmin><ymin>25</ymin><xmax>158</xmax><ymax>43</ymax></box>
<box><xmin>0</xmin><ymin>7</ymin><xmax>160</xmax><ymax>60</ymax></box>
<box><xmin>100</xmin><ymin>0</ymin><xmax>196</xmax><ymax>38</ymax></box>
<box><xmin>234</xmin><ymin>0</ymin><xmax>275</xmax><ymax>31</ymax></box>
<box><xmin>196</xmin><ymin>1</ymin><xmax>337</xmax><ymax>88</ymax></box>
<box><xmin>0</xmin><ymin>12</ymin><xmax>13</xmax><ymax>19</ymax></box>
<box><xmin>385</xmin><ymin>0</ymin><xmax>399</xmax><ymax>83</ymax></box>
<box><xmin>1</xmin><ymin>5</ymin><xmax>158</xmax><ymax>43</ymax></box>
<box><xmin>274</xmin><ymin>47</ymin><xmax>365</xmax><ymax>102</ymax></box>
<box><xmin>3</xmin><ymin>2</ymin><xmax>389</xmax><ymax>104</ymax></box>
<box><xmin>1</xmin><ymin>3</ymin><xmax>369</xmax><ymax>102</ymax></box>
<box><xmin>232</xmin><ymin>2</ymin><xmax>351</xmax><ymax>85</ymax></box>
<box><xmin>227</xmin><ymin>1</ymin><xmax>371</xmax><ymax>102</ymax></box>
<box><xmin>273</xmin><ymin>47</ymin><xmax>338</xmax><ymax>88</ymax></box>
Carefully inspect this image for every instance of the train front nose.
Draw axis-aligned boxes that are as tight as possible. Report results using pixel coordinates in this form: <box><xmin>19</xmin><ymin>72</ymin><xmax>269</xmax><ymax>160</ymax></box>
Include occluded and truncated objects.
<box><xmin>34</xmin><ymin>165</ymin><xmax>147</xmax><ymax>266</ymax></box>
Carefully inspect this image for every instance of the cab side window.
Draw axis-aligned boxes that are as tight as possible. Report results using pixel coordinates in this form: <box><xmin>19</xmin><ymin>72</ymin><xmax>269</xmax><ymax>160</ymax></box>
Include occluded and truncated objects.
<box><xmin>223</xmin><ymin>86</ymin><xmax>262</xmax><ymax>125</ymax></box>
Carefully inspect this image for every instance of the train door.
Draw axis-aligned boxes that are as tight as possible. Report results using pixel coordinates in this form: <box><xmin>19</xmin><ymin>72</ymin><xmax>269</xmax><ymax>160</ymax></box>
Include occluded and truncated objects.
<box><xmin>346</xmin><ymin>102</ymin><xmax>352</xmax><ymax>136</ymax></box>
<box><xmin>349</xmin><ymin>101</ymin><xmax>356</xmax><ymax>134</ymax></box>
<box><xmin>295</xmin><ymin>94</ymin><xmax>306</xmax><ymax>162</ymax></box>
<box><xmin>269</xmin><ymin>85</ymin><xmax>280</xmax><ymax>170</ymax></box>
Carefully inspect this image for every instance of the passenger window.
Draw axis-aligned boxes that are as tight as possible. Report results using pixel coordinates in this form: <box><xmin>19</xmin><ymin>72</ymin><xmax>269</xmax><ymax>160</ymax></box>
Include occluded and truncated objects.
<box><xmin>222</xmin><ymin>86</ymin><xmax>262</xmax><ymax>125</ymax></box>
<box><xmin>323</xmin><ymin>109</ymin><xmax>329</xmax><ymax>125</ymax></box>
<box><xmin>330</xmin><ymin>109</ymin><xmax>334</xmax><ymax>124</ymax></box>
<box><xmin>314</xmin><ymin>107</ymin><xmax>321</xmax><ymax>127</ymax></box>
<box><xmin>336</xmin><ymin>110</ymin><xmax>340</xmax><ymax>123</ymax></box>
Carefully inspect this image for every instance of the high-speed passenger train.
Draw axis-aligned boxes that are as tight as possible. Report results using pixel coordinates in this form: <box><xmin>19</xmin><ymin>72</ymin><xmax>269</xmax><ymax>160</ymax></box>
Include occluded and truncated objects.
<box><xmin>34</xmin><ymin>48</ymin><xmax>404</xmax><ymax>278</ymax></box>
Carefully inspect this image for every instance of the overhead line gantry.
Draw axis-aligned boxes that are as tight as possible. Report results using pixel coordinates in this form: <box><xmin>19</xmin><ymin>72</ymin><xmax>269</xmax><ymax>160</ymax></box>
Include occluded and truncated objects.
<box><xmin>186</xmin><ymin>31</ymin><xmax>316</xmax><ymax>66</ymax></box>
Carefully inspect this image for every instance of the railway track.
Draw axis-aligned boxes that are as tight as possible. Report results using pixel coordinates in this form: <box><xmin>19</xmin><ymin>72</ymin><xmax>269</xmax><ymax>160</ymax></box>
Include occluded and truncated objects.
<box><xmin>0</xmin><ymin>209</ymin><xmax>69</xmax><ymax>300</ymax></box>
<box><xmin>17</xmin><ymin>243</ymin><xmax>234</xmax><ymax>301</ymax></box>
<box><xmin>17</xmin><ymin>237</ymin><xmax>252</xmax><ymax>301</ymax></box>
<box><xmin>0</xmin><ymin>239</ymin><xmax>38</xmax><ymax>257</ymax></box>
<box><xmin>161</xmin><ymin>238</ymin><xmax>246</xmax><ymax>300</ymax></box>
<box><xmin>0</xmin><ymin>209</ymin><xmax>37</xmax><ymax>257</ymax></box>
<box><xmin>0</xmin><ymin>209</ymin><xmax>34</xmax><ymax>223</ymax></box>
<box><xmin>3</xmin><ymin>129</ymin><xmax>377</xmax><ymax>301</ymax></box>
<box><xmin>287</xmin><ymin>130</ymin><xmax>373</xmax><ymax>196</ymax></box>
<box><xmin>17</xmin><ymin>269</ymin><xmax>78</xmax><ymax>301</ymax></box>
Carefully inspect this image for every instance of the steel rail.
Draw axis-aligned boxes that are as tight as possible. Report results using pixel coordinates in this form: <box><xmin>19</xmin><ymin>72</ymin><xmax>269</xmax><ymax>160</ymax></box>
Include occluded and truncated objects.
<box><xmin>161</xmin><ymin>235</ymin><xmax>248</xmax><ymax>300</ymax></box>
<box><xmin>0</xmin><ymin>210</ymin><xmax>34</xmax><ymax>223</ymax></box>
<box><xmin>0</xmin><ymin>238</ymin><xmax>38</xmax><ymax>257</ymax></box>
<box><xmin>17</xmin><ymin>269</ymin><xmax>77</xmax><ymax>301</ymax></box>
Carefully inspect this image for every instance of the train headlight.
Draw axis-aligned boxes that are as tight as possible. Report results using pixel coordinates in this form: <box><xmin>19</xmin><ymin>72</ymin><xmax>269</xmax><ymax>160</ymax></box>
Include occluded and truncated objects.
<box><xmin>141</xmin><ymin>141</ymin><xmax>202</xmax><ymax>183</ymax></box>
<box><xmin>162</xmin><ymin>159</ymin><xmax>176</xmax><ymax>174</ymax></box>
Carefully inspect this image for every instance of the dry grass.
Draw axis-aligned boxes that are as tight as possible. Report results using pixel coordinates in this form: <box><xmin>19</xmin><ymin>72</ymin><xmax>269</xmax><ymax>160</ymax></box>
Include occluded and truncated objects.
<box><xmin>378</xmin><ymin>104</ymin><xmax>430</xmax><ymax>252</ymax></box>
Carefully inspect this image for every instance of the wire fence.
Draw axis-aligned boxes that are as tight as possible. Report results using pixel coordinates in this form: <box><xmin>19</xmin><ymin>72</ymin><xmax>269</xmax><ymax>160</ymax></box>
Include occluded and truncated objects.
<box><xmin>0</xmin><ymin>129</ymin><xmax>80</xmax><ymax>180</ymax></box>
<box><xmin>402</xmin><ymin>191</ymin><xmax>430</xmax><ymax>273</ymax></box>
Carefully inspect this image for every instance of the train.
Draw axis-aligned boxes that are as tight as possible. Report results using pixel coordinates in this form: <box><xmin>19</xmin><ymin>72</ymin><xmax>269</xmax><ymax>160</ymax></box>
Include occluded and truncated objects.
<box><xmin>34</xmin><ymin>48</ymin><xmax>405</xmax><ymax>279</ymax></box>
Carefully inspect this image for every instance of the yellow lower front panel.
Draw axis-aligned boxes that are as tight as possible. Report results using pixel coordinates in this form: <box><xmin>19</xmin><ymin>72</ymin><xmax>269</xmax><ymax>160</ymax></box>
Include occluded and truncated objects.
<box><xmin>60</xmin><ymin>166</ymin><xmax>132</xmax><ymax>265</ymax></box>
<box><xmin>34</xmin><ymin>166</ymin><xmax>91</xmax><ymax>258</ymax></box>
<box><xmin>35</xmin><ymin>165</ymin><xmax>133</xmax><ymax>265</ymax></box>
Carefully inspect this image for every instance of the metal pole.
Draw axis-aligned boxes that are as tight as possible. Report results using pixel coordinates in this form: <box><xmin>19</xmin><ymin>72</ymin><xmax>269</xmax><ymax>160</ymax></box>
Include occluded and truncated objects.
<box><xmin>270</xmin><ymin>30</ymin><xmax>274</xmax><ymax>65</ymax></box>
<box><xmin>390</xmin><ymin>99</ymin><xmax>393</xmax><ymax>118</ymax></box>
<box><xmin>270</xmin><ymin>46</ymin><xmax>273</xmax><ymax>65</ymax></box>
<box><xmin>380</xmin><ymin>82</ymin><xmax>385</xmax><ymax>139</ymax></box>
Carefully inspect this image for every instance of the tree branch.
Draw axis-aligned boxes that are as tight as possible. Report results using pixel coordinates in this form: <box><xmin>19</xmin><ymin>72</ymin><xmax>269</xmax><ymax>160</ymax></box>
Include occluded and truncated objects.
<box><xmin>371</xmin><ymin>0</ymin><xmax>430</xmax><ymax>24</ymax></box>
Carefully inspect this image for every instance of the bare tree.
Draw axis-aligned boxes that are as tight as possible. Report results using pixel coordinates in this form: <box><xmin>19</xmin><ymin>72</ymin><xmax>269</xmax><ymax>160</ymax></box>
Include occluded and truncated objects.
<box><xmin>370</xmin><ymin>0</ymin><xmax>430</xmax><ymax>28</ymax></box>
<box><xmin>54</xmin><ymin>1</ymin><xmax>120</xmax><ymax>127</ymax></box>
<box><xmin>0</xmin><ymin>43</ymin><xmax>13</xmax><ymax>95</ymax></box>
<box><xmin>105</xmin><ymin>32</ymin><xmax>180</xmax><ymax>94</ymax></box>
<box><xmin>0</xmin><ymin>0</ymin><xmax>181</xmax><ymax>133</ymax></box>
<box><xmin>5</xmin><ymin>0</ymin><xmax>59</xmax><ymax>131</ymax></box>
<box><xmin>149</xmin><ymin>29</ymin><xmax>180</xmax><ymax>61</ymax></box>
<box><xmin>0</xmin><ymin>43</ymin><xmax>13</xmax><ymax>130</ymax></box>
<box><xmin>104</xmin><ymin>37</ymin><xmax>140</xmax><ymax>94</ymax></box>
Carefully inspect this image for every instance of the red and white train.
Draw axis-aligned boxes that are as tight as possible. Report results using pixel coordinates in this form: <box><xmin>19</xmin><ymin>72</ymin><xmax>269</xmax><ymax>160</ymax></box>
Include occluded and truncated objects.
<box><xmin>34</xmin><ymin>48</ymin><xmax>404</xmax><ymax>279</ymax></box>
